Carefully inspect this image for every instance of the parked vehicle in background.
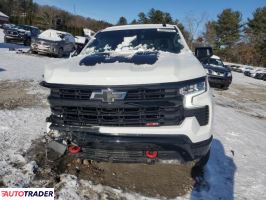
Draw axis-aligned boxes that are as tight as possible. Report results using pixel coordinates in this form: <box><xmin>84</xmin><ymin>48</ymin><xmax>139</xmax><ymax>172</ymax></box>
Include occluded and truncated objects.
<box><xmin>196</xmin><ymin>51</ymin><xmax>232</xmax><ymax>89</ymax></box>
<box><xmin>250</xmin><ymin>68</ymin><xmax>265</xmax><ymax>78</ymax></box>
<box><xmin>31</xmin><ymin>29</ymin><xmax>75</xmax><ymax>57</ymax></box>
<box><xmin>4</xmin><ymin>24</ymin><xmax>40</xmax><ymax>46</ymax></box>
<box><xmin>261</xmin><ymin>73</ymin><xmax>266</xmax><ymax>81</ymax></box>
<box><xmin>240</xmin><ymin>66</ymin><xmax>254</xmax><ymax>73</ymax></box>
<box><xmin>244</xmin><ymin>70</ymin><xmax>252</xmax><ymax>76</ymax></box>
<box><xmin>1</xmin><ymin>23</ymin><xmax>15</xmax><ymax>30</ymax></box>
<box><xmin>254</xmin><ymin>70</ymin><xmax>266</xmax><ymax>80</ymax></box>
<box><xmin>41</xmin><ymin>24</ymin><xmax>213</xmax><ymax>168</ymax></box>
<box><xmin>230</xmin><ymin>65</ymin><xmax>241</xmax><ymax>72</ymax></box>
<box><xmin>234</xmin><ymin>67</ymin><xmax>242</xmax><ymax>73</ymax></box>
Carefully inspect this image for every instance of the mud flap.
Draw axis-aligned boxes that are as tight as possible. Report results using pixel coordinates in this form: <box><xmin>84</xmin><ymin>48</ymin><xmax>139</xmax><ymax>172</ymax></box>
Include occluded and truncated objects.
<box><xmin>47</xmin><ymin>140</ymin><xmax>67</xmax><ymax>156</ymax></box>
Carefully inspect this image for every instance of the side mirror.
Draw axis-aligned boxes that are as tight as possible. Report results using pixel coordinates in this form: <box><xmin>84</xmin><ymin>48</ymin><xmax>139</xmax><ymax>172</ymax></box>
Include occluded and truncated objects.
<box><xmin>195</xmin><ymin>47</ymin><xmax>213</xmax><ymax>62</ymax></box>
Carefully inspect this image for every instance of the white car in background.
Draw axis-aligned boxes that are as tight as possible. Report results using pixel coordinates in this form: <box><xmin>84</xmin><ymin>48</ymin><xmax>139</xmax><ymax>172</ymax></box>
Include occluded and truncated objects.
<box><xmin>250</xmin><ymin>68</ymin><xmax>265</xmax><ymax>78</ymax></box>
<box><xmin>240</xmin><ymin>66</ymin><xmax>254</xmax><ymax>73</ymax></box>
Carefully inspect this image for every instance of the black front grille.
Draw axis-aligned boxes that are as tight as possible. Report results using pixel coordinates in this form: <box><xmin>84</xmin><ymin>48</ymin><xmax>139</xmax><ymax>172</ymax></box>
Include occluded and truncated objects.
<box><xmin>42</xmin><ymin>77</ymin><xmax>209</xmax><ymax>128</ymax></box>
<box><xmin>7</xmin><ymin>30</ymin><xmax>18</xmax><ymax>36</ymax></box>
<box><xmin>51</xmin><ymin>89</ymin><xmax>93</xmax><ymax>100</ymax></box>
<box><xmin>50</xmin><ymin>87</ymin><xmax>180</xmax><ymax>101</ymax></box>
<box><xmin>50</xmin><ymin>104</ymin><xmax>184</xmax><ymax>127</ymax></box>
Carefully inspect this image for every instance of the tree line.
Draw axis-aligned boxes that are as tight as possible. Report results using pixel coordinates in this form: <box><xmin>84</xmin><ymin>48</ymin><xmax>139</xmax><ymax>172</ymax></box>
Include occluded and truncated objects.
<box><xmin>0</xmin><ymin>0</ymin><xmax>265</xmax><ymax>67</ymax></box>
<box><xmin>0</xmin><ymin>0</ymin><xmax>112</xmax><ymax>35</ymax></box>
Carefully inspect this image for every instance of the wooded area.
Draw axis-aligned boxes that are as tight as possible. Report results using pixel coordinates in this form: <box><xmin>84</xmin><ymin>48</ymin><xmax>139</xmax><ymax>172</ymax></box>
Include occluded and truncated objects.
<box><xmin>0</xmin><ymin>0</ymin><xmax>111</xmax><ymax>35</ymax></box>
<box><xmin>0</xmin><ymin>0</ymin><xmax>265</xmax><ymax>67</ymax></box>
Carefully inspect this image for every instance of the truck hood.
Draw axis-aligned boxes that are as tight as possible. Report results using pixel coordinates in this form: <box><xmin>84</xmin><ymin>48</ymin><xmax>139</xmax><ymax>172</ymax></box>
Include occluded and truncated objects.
<box><xmin>44</xmin><ymin>51</ymin><xmax>206</xmax><ymax>85</ymax></box>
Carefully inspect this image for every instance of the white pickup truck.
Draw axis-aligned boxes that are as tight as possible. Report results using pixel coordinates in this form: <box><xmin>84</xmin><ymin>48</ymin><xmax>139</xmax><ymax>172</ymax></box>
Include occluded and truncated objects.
<box><xmin>41</xmin><ymin>24</ymin><xmax>213</xmax><ymax>167</ymax></box>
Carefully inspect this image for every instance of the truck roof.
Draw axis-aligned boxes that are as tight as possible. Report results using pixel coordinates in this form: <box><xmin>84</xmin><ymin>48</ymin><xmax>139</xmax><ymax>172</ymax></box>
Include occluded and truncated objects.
<box><xmin>102</xmin><ymin>24</ymin><xmax>177</xmax><ymax>32</ymax></box>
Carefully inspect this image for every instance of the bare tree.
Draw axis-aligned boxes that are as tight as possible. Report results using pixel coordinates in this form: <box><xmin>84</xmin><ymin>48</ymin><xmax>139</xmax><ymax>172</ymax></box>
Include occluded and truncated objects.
<box><xmin>184</xmin><ymin>12</ymin><xmax>207</xmax><ymax>49</ymax></box>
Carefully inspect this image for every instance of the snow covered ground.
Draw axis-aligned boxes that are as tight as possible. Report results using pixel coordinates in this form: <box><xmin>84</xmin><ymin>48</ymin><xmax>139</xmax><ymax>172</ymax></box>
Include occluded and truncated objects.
<box><xmin>0</xmin><ymin>28</ymin><xmax>266</xmax><ymax>199</ymax></box>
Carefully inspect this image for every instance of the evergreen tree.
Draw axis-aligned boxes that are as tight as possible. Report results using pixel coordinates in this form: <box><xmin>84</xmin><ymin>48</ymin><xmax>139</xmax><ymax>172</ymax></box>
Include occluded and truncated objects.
<box><xmin>247</xmin><ymin>7</ymin><xmax>266</xmax><ymax>66</ymax></box>
<box><xmin>137</xmin><ymin>12</ymin><xmax>148</xmax><ymax>24</ymax></box>
<box><xmin>130</xmin><ymin>19</ymin><xmax>138</xmax><ymax>24</ymax></box>
<box><xmin>216</xmin><ymin>9</ymin><xmax>242</xmax><ymax>48</ymax></box>
<box><xmin>117</xmin><ymin>16</ymin><xmax>127</xmax><ymax>25</ymax></box>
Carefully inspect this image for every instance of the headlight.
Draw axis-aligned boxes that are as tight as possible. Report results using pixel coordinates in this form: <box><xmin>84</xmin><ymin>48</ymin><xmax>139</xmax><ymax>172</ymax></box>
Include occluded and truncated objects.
<box><xmin>179</xmin><ymin>79</ymin><xmax>207</xmax><ymax>95</ymax></box>
<box><xmin>227</xmin><ymin>72</ymin><xmax>232</xmax><ymax>77</ymax></box>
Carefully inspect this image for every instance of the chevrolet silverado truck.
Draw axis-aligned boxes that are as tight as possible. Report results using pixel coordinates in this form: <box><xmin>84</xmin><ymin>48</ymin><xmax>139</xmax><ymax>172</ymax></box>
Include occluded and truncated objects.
<box><xmin>195</xmin><ymin>47</ymin><xmax>232</xmax><ymax>89</ymax></box>
<box><xmin>41</xmin><ymin>24</ymin><xmax>213</xmax><ymax>167</ymax></box>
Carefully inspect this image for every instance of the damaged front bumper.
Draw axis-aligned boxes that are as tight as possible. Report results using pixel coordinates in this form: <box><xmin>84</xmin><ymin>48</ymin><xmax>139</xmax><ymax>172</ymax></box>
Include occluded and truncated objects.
<box><xmin>46</xmin><ymin>126</ymin><xmax>212</xmax><ymax>164</ymax></box>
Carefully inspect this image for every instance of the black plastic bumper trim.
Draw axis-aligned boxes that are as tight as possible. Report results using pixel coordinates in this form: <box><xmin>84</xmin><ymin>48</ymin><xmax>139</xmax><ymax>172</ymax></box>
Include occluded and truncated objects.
<box><xmin>60</xmin><ymin>131</ymin><xmax>212</xmax><ymax>163</ymax></box>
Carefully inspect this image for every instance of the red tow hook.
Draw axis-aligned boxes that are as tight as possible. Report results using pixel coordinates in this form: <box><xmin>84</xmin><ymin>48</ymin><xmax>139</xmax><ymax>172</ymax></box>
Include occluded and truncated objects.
<box><xmin>145</xmin><ymin>151</ymin><xmax>158</xmax><ymax>159</ymax></box>
<box><xmin>68</xmin><ymin>145</ymin><xmax>81</xmax><ymax>154</ymax></box>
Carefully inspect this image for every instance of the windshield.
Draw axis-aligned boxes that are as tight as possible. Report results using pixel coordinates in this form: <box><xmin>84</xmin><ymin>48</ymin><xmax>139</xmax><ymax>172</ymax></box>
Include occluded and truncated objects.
<box><xmin>85</xmin><ymin>28</ymin><xmax>184</xmax><ymax>54</ymax></box>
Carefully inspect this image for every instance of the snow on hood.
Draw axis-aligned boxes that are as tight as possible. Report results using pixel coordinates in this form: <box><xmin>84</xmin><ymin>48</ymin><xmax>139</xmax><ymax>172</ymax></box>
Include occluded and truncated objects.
<box><xmin>38</xmin><ymin>29</ymin><xmax>65</xmax><ymax>41</ymax></box>
<box><xmin>44</xmin><ymin>51</ymin><xmax>206</xmax><ymax>85</ymax></box>
<box><xmin>79</xmin><ymin>51</ymin><xmax>159</xmax><ymax>66</ymax></box>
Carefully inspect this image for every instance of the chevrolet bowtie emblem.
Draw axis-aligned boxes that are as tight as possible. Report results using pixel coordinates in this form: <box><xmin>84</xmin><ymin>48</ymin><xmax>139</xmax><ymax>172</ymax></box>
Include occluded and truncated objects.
<box><xmin>90</xmin><ymin>89</ymin><xmax>127</xmax><ymax>103</ymax></box>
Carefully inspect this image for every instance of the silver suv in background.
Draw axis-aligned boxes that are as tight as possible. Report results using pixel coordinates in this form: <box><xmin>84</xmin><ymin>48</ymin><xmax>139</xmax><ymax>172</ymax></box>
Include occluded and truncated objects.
<box><xmin>31</xmin><ymin>29</ymin><xmax>76</xmax><ymax>57</ymax></box>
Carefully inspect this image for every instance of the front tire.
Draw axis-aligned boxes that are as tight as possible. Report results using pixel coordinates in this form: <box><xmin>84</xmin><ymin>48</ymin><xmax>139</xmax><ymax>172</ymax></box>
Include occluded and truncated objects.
<box><xmin>57</xmin><ymin>47</ymin><xmax>64</xmax><ymax>58</ymax></box>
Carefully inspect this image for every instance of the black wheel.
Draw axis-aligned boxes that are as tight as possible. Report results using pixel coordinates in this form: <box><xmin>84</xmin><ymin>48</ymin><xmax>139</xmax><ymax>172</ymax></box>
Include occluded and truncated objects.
<box><xmin>31</xmin><ymin>50</ymin><xmax>38</xmax><ymax>54</ymax></box>
<box><xmin>195</xmin><ymin>149</ymin><xmax>210</xmax><ymax>169</ymax></box>
<box><xmin>57</xmin><ymin>47</ymin><xmax>64</xmax><ymax>58</ymax></box>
